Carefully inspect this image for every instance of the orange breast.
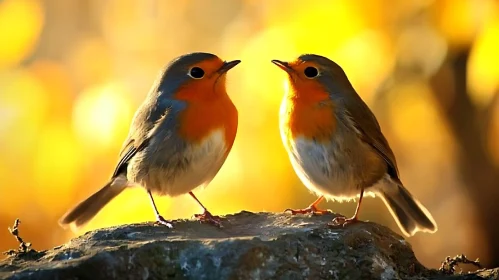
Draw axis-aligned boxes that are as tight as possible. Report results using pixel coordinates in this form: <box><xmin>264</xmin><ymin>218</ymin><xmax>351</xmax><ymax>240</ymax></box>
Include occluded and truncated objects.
<box><xmin>177</xmin><ymin>94</ymin><xmax>238</xmax><ymax>154</ymax></box>
<box><xmin>281</xmin><ymin>85</ymin><xmax>336</xmax><ymax>143</ymax></box>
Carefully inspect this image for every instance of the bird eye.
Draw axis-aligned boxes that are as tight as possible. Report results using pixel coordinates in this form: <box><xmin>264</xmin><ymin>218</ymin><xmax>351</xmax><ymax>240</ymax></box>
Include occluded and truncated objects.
<box><xmin>304</xmin><ymin>66</ymin><xmax>319</xmax><ymax>78</ymax></box>
<box><xmin>188</xmin><ymin>67</ymin><xmax>205</xmax><ymax>79</ymax></box>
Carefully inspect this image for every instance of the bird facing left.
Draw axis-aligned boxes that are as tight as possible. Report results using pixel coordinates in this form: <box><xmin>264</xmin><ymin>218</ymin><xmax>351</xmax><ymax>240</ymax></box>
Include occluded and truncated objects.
<box><xmin>59</xmin><ymin>52</ymin><xmax>241</xmax><ymax>230</ymax></box>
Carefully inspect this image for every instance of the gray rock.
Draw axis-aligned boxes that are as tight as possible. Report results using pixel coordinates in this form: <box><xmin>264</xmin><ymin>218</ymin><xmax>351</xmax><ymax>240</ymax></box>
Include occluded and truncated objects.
<box><xmin>0</xmin><ymin>211</ymin><xmax>495</xmax><ymax>280</ymax></box>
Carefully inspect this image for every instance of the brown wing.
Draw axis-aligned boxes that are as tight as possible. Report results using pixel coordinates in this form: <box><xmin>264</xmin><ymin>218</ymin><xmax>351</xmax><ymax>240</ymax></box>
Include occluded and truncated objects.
<box><xmin>343</xmin><ymin>92</ymin><xmax>401</xmax><ymax>183</ymax></box>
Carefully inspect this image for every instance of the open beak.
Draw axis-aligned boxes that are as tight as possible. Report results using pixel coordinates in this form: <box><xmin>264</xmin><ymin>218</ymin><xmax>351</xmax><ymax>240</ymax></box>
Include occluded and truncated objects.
<box><xmin>271</xmin><ymin>60</ymin><xmax>293</xmax><ymax>73</ymax></box>
<box><xmin>218</xmin><ymin>60</ymin><xmax>241</xmax><ymax>74</ymax></box>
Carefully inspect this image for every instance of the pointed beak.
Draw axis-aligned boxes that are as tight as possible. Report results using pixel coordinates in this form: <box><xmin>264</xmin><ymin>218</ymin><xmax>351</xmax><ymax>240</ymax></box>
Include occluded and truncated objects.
<box><xmin>218</xmin><ymin>60</ymin><xmax>241</xmax><ymax>74</ymax></box>
<box><xmin>271</xmin><ymin>60</ymin><xmax>292</xmax><ymax>73</ymax></box>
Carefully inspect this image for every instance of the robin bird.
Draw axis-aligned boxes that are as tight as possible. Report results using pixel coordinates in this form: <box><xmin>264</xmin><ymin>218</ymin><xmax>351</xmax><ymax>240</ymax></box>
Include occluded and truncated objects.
<box><xmin>271</xmin><ymin>54</ymin><xmax>437</xmax><ymax>237</ymax></box>
<box><xmin>60</xmin><ymin>52</ymin><xmax>241</xmax><ymax>230</ymax></box>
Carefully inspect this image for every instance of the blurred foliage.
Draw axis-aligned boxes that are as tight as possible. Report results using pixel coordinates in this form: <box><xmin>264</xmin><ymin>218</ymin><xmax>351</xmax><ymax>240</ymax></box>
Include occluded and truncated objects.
<box><xmin>0</xmin><ymin>0</ymin><xmax>498</xmax><ymax>269</ymax></box>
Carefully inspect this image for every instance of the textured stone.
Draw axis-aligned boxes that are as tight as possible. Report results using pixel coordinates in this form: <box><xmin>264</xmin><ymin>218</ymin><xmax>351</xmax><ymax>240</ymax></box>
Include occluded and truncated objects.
<box><xmin>0</xmin><ymin>211</ymin><xmax>496</xmax><ymax>280</ymax></box>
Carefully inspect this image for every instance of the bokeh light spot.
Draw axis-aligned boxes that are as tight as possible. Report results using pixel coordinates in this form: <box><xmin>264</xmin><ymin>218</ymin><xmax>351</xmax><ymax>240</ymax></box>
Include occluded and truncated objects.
<box><xmin>33</xmin><ymin>124</ymin><xmax>83</xmax><ymax>215</ymax></box>
<box><xmin>72</xmin><ymin>83</ymin><xmax>134</xmax><ymax>150</ymax></box>
<box><xmin>0</xmin><ymin>0</ymin><xmax>44</xmax><ymax>68</ymax></box>
<box><xmin>468</xmin><ymin>6</ymin><xmax>499</xmax><ymax>107</ymax></box>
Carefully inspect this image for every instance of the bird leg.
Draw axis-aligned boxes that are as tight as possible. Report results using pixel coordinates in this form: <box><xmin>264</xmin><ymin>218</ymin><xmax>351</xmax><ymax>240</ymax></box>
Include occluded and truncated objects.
<box><xmin>148</xmin><ymin>190</ymin><xmax>173</xmax><ymax>228</ymax></box>
<box><xmin>189</xmin><ymin>192</ymin><xmax>223</xmax><ymax>228</ymax></box>
<box><xmin>285</xmin><ymin>196</ymin><xmax>330</xmax><ymax>215</ymax></box>
<box><xmin>329</xmin><ymin>189</ymin><xmax>364</xmax><ymax>227</ymax></box>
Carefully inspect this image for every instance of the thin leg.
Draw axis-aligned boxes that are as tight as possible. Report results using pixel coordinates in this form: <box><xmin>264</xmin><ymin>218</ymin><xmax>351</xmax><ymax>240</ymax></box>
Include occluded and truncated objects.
<box><xmin>285</xmin><ymin>195</ymin><xmax>330</xmax><ymax>215</ymax></box>
<box><xmin>189</xmin><ymin>192</ymin><xmax>222</xmax><ymax>228</ymax></box>
<box><xmin>329</xmin><ymin>189</ymin><xmax>364</xmax><ymax>227</ymax></box>
<box><xmin>148</xmin><ymin>190</ymin><xmax>173</xmax><ymax>228</ymax></box>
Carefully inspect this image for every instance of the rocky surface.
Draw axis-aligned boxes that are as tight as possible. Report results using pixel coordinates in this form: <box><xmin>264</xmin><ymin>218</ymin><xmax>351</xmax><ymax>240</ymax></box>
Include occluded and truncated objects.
<box><xmin>0</xmin><ymin>211</ymin><xmax>496</xmax><ymax>280</ymax></box>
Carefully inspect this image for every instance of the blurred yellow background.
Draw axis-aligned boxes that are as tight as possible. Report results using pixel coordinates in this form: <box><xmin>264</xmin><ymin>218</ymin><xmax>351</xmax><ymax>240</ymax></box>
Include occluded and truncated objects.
<box><xmin>1</xmin><ymin>0</ymin><xmax>499</xmax><ymax>269</ymax></box>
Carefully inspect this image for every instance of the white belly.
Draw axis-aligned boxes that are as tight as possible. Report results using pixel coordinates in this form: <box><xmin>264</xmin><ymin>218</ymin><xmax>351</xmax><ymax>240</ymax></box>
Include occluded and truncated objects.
<box><xmin>130</xmin><ymin>129</ymin><xmax>228</xmax><ymax>197</ymax></box>
<box><xmin>279</xmin><ymin>98</ymin><xmax>380</xmax><ymax>202</ymax></box>
<box><xmin>284</xmin><ymin>136</ymin><xmax>361</xmax><ymax>201</ymax></box>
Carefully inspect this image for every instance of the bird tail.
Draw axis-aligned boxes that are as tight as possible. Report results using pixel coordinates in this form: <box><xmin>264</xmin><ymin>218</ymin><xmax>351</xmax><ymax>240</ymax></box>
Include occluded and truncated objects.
<box><xmin>59</xmin><ymin>177</ymin><xmax>127</xmax><ymax>230</ymax></box>
<box><xmin>378</xmin><ymin>182</ymin><xmax>437</xmax><ymax>237</ymax></box>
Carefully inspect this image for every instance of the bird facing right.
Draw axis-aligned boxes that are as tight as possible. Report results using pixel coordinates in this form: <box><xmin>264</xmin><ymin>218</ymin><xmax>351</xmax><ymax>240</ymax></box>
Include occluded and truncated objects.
<box><xmin>271</xmin><ymin>54</ymin><xmax>438</xmax><ymax>237</ymax></box>
<box><xmin>59</xmin><ymin>52</ymin><xmax>240</xmax><ymax>230</ymax></box>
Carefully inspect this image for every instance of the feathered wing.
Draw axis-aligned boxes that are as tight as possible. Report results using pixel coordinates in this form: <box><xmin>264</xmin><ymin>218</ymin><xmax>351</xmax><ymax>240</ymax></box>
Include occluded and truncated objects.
<box><xmin>59</xmin><ymin>101</ymin><xmax>172</xmax><ymax>229</ymax></box>
<box><xmin>341</xmin><ymin>92</ymin><xmax>400</xmax><ymax>182</ymax></box>
<box><xmin>112</xmin><ymin>99</ymin><xmax>168</xmax><ymax>175</ymax></box>
<box><xmin>342</xmin><ymin>90</ymin><xmax>437</xmax><ymax>236</ymax></box>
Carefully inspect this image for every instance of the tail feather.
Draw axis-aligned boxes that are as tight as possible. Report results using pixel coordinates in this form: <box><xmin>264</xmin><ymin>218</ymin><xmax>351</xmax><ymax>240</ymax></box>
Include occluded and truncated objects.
<box><xmin>59</xmin><ymin>177</ymin><xmax>127</xmax><ymax>229</ymax></box>
<box><xmin>379</xmin><ymin>182</ymin><xmax>437</xmax><ymax>237</ymax></box>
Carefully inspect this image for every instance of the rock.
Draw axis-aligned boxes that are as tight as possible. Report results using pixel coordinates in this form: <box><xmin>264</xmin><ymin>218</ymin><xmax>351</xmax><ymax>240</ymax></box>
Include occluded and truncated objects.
<box><xmin>0</xmin><ymin>211</ymin><xmax>495</xmax><ymax>280</ymax></box>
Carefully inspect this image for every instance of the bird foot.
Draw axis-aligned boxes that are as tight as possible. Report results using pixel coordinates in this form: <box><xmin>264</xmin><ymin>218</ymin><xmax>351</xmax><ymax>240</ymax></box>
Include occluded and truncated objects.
<box><xmin>328</xmin><ymin>215</ymin><xmax>359</xmax><ymax>228</ymax></box>
<box><xmin>285</xmin><ymin>205</ymin><xmax>330</xmax><ymax>216</ymax></box>
<box><xmin>154</xmin><ymin>215</ymin><xmax>174</xmax><ymax>228</ymax></box>
<box><xmin>194</xmin><ymin>210</ymin><xmax>223</xmax><ymax>228</ymax></box>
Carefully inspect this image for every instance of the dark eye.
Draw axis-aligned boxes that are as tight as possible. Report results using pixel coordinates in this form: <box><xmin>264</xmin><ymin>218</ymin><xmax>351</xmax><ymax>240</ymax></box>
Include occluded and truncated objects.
<box><xmin>304</xmin><ymin>67</ymin><xmax>319</xmax><ymax>78</ymax></box>
<box><xmin>189</xmin><ymin>67</ymin><xmax>204</xmax><ymax>79</ymax></box>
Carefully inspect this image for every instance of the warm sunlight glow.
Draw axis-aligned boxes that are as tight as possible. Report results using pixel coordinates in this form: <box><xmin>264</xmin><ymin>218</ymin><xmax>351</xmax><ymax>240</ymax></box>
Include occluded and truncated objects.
<box><xmin>468</xmin><ymin>5</ymin><xmax>499</xmax><ymax>106</ymax></box>
<box><xmin>0</xmin><ymin>70</ymin><xmax>48</xmax><ymax>151</ymax></box>
<box><xmin>33</xmin><ymin>125</ymin><xmax>83</xmax><ymax>215</ymax></box>
<box><xmin>388</xmin><ymin>82</ymin><xmax>453</xmax><ymax>152</ymax></box>
<box><xmin>437</xmin><ymin>0</ymin><xmax>489</xmax><ymax>46</ymax></box>
<box><xmin>72</xmin><ymin>83</ymin><xmax>134</xmax><ymax>149</ymax></box>
<box><xmin>0</xmin><ymin>0</ymin><xmax>44</xmax><ymax>68</ymax></box>
<box><xmin>1</xmin><ymin>0</ymin><xmax>498</xmax><ymax>270</ymax></box>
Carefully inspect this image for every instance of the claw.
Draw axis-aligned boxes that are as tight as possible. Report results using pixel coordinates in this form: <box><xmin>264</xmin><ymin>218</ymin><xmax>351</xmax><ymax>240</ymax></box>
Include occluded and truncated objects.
<box><xmin>328</xmin><ymin>215</ymin><xmax>358</xmax><ymax>228</ymax></box>
<box><xmin>284</xmin><ymin>196</ymin><xmax>329</xmax><ymax>216</ymax></box>
<box><xmin>194</xmin><ymin>210</ymin><xmax>223</xmax><ymax>228</ymax></box>
<box><xmin>284</xmin><ymin>205</ymin><xmax>330</xmax><ymax>215</ymax></box>
<box><xmin>328</xmin><ymin>189</ymin><xmax>364</xmax><ymax>228</ymax></box>
<box><xmin>155</xmin><ymin>215</ymin><xmax>174</xmax><ymax>228</ymax></box>
<box><xmin>148</xmin><ymin>191</ymin><xmax>173</xmax><ymax>228</ymax></box>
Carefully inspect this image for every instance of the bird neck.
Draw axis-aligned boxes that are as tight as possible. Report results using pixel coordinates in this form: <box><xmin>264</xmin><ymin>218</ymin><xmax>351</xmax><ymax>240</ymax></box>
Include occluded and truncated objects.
<box><xmin>280</xmin><ymin>84</ymin><xmax>336</xmax><ymax>143</ymax></box>
<box><xmin>176</xmin><ymin>89</ymin><xmax>237</xmax><ymax>151</ymax></box>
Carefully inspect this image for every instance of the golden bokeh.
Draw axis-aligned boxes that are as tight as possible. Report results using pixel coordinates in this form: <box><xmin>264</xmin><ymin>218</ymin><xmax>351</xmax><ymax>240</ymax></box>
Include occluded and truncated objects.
<box><xmin>1</xmin><ymin>0</ymin><xmax>498</xmax><ymax>269</ymax></box>
<box><xmin>468</xmin><ymin>6</ymin><xmax>499</xmax><ymax>106</ymax></box>
<box><xmin>0</xmin><ymin>0</ymin><xmax>44</xmax><ymax>68</ymax></box>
